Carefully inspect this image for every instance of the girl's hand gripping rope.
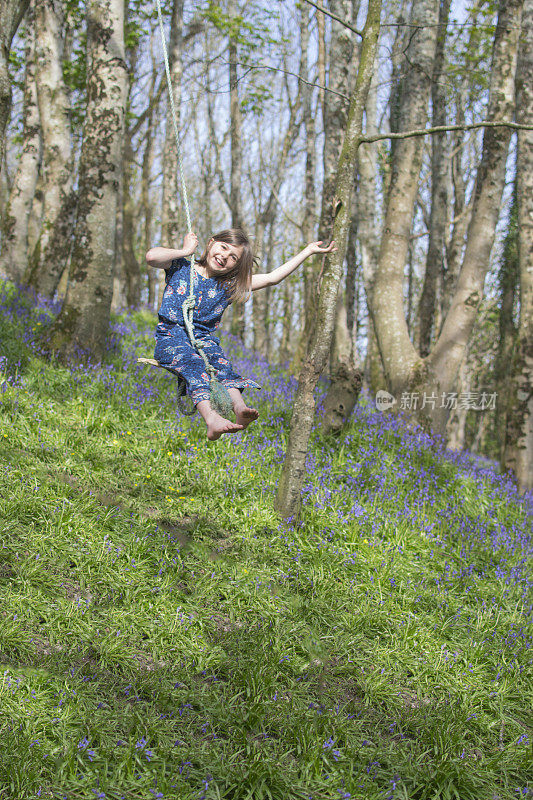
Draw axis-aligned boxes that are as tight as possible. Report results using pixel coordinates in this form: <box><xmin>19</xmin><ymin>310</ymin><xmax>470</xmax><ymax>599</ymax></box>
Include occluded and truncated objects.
<box><xmin>182</xmin><ymin>231</ymin><xmax>198</xmax><ymax>256</ymax></box>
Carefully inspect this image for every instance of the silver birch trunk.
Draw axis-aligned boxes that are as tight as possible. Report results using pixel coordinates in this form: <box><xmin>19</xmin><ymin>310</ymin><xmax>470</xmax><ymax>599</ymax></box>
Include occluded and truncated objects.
<box><xmin>25</xmin><ymin>0</ymin><xmax>75</xmax><ymax>298</ymax></box>
<box><xmin>47</xmin><ymin>0</ymin><xmax>127</xmax><ymax>360</ymax></box>
<box><xmin>275</xmin><ymin>0</ymin><xmax>381</xmax><ymax>519</ymax></box>
<box><xmin>27</xmin><ymin>167</ymin><xmax>43</xmax><ymax>253</ymax></box>
<box><xmin>429</xmin><ymin>0</ymin><xmax>523</xmax><ymax>431</ymax></box>
<box><xmin>503</xmin><ymin>0</ymin><xmax>533</xmax><ymax>493</ymax></box>
<box><xmin>0</xmin><ymin>0</ymin><xmax>40</xmax><ymax>282</ymax></box>
<box><xmin>0</xmin><ymin>0</ymin><xmax>30</xmax><ymax>174</ymax></box>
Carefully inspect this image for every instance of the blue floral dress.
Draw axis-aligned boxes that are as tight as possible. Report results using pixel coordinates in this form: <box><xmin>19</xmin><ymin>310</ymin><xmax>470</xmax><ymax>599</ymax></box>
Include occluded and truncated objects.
<box><xmin>154</xmin><ymin>258</ymin><xmax>260</xmax><ymax>406</ymax></box>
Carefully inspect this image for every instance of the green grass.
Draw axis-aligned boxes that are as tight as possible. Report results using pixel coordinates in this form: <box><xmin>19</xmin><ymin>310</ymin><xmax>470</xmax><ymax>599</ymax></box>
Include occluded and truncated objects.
<box><xmin>0</xmin><ymin>292</ymin><xmax>531</xmax><ymax>800</ymax></box>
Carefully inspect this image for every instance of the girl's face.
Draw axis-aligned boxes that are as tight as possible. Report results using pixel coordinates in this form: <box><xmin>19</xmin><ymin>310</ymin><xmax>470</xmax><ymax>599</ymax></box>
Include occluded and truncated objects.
<box><xmin>206</xmin><ymin>239</ymin><xmax>243</xmax><ymax>276</ymax></box>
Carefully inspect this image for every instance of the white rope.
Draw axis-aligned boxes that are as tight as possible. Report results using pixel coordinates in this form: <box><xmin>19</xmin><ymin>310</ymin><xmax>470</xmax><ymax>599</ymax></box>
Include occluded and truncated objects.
<box><xmin>154</xmin><ymin>0</ymin><xmax>216</xmax><ymax>380</ymax></box>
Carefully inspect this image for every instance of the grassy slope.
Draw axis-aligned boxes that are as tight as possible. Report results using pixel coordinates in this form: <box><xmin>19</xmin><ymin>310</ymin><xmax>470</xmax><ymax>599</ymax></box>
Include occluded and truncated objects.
<box><xmin>0</xmin><ymin>281</ymin><xmax>531</xmax><ymax>800</ymax></box>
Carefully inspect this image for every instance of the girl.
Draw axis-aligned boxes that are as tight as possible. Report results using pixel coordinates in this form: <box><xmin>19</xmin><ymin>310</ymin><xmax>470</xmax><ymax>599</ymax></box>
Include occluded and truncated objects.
<box><xmin>146</xmin><ymin>229</ymin><xmax>336</xmax><ymax>440</ymax></box>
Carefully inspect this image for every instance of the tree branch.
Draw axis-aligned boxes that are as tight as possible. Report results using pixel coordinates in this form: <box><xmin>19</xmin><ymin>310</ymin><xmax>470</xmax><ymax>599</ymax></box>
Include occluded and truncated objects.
<box><xmin>360</xmin><ymin>120</ymin><xmax>533</xmax><ymax>143</ymax></box>
<box><xmin>302</xmin><ymin>0</ymin><xmax>363</xmax><ymax>37</ymax></box>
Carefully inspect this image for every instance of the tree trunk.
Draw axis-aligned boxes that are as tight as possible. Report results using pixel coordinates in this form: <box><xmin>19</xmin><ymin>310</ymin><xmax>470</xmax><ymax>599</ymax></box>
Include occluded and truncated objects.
<box><xmin>275</xmin><ymin>0</ymin><xmax>381</xmax><ymax>519</ymax></box>
<box><xmin>142</xmin><ymin>90</ymin><xmax>157</xmax><ymax>309</ymax></box>
<box><xmin>228</xmin><ymin>16</ymin><xmax>245</xmax><ymax>341</ymax></box>
<box><xmin>252</xmin><ymin>219</ymin><xmax>268</xmax><ymax>354</ymax></box>
<box><xmin>429</xmin><ymin>0</ymin><xmax>523</xmax><ymax>432</ymax></box>
<box><xmin>503</xmin><ymin>0</ymin><xmax>533</xmax><ymax>494</ymax></box>
<box><xmin>122</xmin><ymin>126</ymin><xmax>141</xmax><ymax>307</ymax></box>
<box><xmin>371</xmin><ymin>0</ymin><xmax>440</xmax><ymax>404</ymax></box>
<box><xmin>441</xmin><ymin>99</ymin><xmax>470</xmax><ymax>327</ymax></box>
<box><xmin>25</xmin><ymin>0</ymin><xmax>76</xmax><ymax>298</ymax></box>
<box><xmin>0</xmin><ymin>0</ymin><xmax>30</xmax><ymax>174</ymax></box>
<box><xmin>322</xmin><ymin>293</ymin><xmax>364</xmax><ymax>433</ymax></box>
<box><xmin>159</xmin><ymin>0</ymin><xmax>184</xmax><ymax>309</ymax></box>
<box><xmin>0</xmin><ymin>0</ymin><xmax>40</xmax><ymax>282</ymax></box>
<box><xmin>494</xmin><ymin>189</ymin><xmax>518</xmax><ymax>461</ymax></box>
<box><xmin>418</xmin><ymin>0</ymin><xmax>451</xmax><ymax>357</ymax></box>
<box><xmin>47</xmin><ymin>0</ymin><xmax>127</xmax><ymax>361</ymax></box>
<box><xmin>291</xmin><ymin>2</ymin><xmax>317</xmax><ymax>370</ymax></box>
<box><xmin>298</xmin><ymin>0</ymin><xmax>359</xmax><ymax>365</ymax></box>
<box><xmin>445</xmin><ymin>355</ymin><xmax>469</xmax><ymax>451</ymax></box>
<box><xmin>142</xmin><ymin>29</ymin><xmax>158</xmax><ymax>309</ymax></box>
<box><xmin>312</xmin><ymin>0</ymin><xmax>365</xmax><ymax>434</ymax></box>
<box><xmin>279</xmin><ymin>279</ymin><xmax>293</xmax><ymax>365</ymax></box>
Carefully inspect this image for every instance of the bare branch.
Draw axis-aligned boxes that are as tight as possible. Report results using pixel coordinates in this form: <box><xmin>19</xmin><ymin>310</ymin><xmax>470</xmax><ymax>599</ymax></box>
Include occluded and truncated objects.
<box><xmin>207</xmin><ymin>59</ymin><xmax>350</xmax><ymax>101</ymax></box>
<box><xmin>302</xmin><ymin>0</ymin><xmax>363</xmax><ymax>37</ymax></box>
<box><xmin>360</xmin><ymin>120</ymin><xmax>533</xmax><ymax>144</ymax></box>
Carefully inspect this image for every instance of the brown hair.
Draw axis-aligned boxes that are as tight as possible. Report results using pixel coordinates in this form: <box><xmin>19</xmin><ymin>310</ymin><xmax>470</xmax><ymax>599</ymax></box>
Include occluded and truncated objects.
<box><xmin>196</xmin><ymin>228</ymin><xmax>255</xmax><ymax>304</ymax></box>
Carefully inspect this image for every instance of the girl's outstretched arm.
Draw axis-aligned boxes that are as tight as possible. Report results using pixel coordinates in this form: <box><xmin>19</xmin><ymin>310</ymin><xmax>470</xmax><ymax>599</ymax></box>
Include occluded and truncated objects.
<box><xmin>251</xmin><ymin>241</ymin><xmax>336</xmax><ymax>291</ymax></box>
<box><xmin>146</xmin><ymin>232</ymin><xmax>198</xmax><ymax>269</ymax></box>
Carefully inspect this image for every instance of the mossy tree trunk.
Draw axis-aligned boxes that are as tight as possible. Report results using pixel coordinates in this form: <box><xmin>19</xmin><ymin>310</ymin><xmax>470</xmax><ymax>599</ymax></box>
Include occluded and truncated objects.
<box><xmin>25</xmin><ymin>0</ymin><xmax>75</xmax><ymax>298</ymax></box>
<box><xmin>0</xmin><ymin>0</ymin><xmax>40</xmax><ymax>282</ymax></box>
<box><xmin>297</xmin><ymin>0</ymin><xmax>359</xmax><ymax>375</ymax></box>
<box><xmin>0</xmin><ymin>0</ymin><xmax>30</xmax><ymax>176</ymax></box>
<box><xmin>275</xmin><ymin>0</ymin><xmax>382</xmax><ymax>520</ymax></box>
<box><xmin>47</xmin><ymin>0</ymin><xmax>127</xmax><ymax>361</ymax></box>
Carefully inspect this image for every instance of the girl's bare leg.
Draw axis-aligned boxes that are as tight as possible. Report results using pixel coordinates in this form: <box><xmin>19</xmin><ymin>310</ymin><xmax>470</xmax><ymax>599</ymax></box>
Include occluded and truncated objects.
<box><xmin>196</xmin><ymin>399</ymin><xmax>244</xmax><ymax>441</ymax></box>
<box><xmin>227</xmin><ymin>387</ymin><xmax>259</xmax><ymax>429</ymax></box>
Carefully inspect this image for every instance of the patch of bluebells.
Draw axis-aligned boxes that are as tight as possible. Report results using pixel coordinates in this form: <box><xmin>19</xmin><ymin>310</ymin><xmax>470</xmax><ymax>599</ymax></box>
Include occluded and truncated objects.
<box><xmin>78</xmin><ymin>737</ymin><xmax>97</xmax><ymax>761</ymax></box>
<box><xmin>2</xmin><ymin>282</ymin><xmax>532</xmax><ymax>787</ymax></box>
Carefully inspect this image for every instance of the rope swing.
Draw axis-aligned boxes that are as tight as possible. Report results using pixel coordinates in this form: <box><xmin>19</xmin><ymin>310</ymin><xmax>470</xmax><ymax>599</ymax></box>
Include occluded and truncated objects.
<box><xmin>138</xmin><ymin>0</ymin><xmax>234</xmax><ymax>419</ymax></box>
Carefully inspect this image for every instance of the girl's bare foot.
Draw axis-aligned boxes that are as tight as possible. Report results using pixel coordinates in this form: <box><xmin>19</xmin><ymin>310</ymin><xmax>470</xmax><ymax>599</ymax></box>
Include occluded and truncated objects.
<box><xmin>206</xmin><ymin>412</ymin><xmax>244</xmax><ymax>441</ymax></box>
<box><xmin>234</xmin><ymin>405</ymin><xmax>259</xmax><ymax>429</ymax></box>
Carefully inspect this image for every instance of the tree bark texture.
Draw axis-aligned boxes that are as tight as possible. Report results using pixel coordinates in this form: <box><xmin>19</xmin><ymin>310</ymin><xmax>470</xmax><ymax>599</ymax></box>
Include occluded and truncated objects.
<box><xmin>0</xmin><ymin>0</ymin><xmax>40</xmax><ymax>282</ymax></box>
<box><xmin>275</xmin><ymin>0</ymin><xmax>381</xmax><ymax>520</ymax></box>
<box><xmin>320</xmin><ymin>0</ymin><xmax>364</xmax><ymax>435</ymax></box>
<box><xmin>494</xmin><ymin>191</ymin><xmax>518</xmax><ymax>463</ymax></box>
<box><xmin>142</xmin><ymin>61</ymin><xmax>157</xmax><ymax>309</ymax></box>
<box><xmin>122</xmin><ymin>100</ymin><xmax>141</xmax><ymax>305</ymax></box>
<box><xmin>0</xmin><ymin>0</ymin><xmax>30</xmax><ymax>174</ymax></box>
<box><xmin>441</xmin><ymin>96</ymin><xmax>471</xmax><ymax>328</ymax></box>
<box><xmin>371</xmin><ymin>0</ymin><xmax>440</xmax><ymax>401</ymax></box>
<box><xmin>298</xmin><ymin>0</ymin><xmax>359</xmax><ymax>390</ymax></box>
<box><xmin>228</xmin><ymin>13</ymin><xmax>245</xmax><ymax>341</ymax></box>
<box><xmin>252</xmin><ymin>74</ymin><xmax>301</xmax><ymax>357</ymax></box>
<box><xmin>292</xmin><ymin>2</ymin><xmax>318</xmax><ymax>370</ymax></box>
<box><xmin>48</xmin><ymin>0</ymin><xmax>127</xmax><ymax>361</ymax></box>
<box><xmin>318</xmin><ymin>0</ymin><xmax>359</xmax><ymax>241</ymax></box>
<box><xmin>25</xmin><ymin>0</ymin><xmax>76</xmax><ymax>298</ymax></box>
<box><xmin>503</xmin><ymin>0</ymin><xmax>533</xmax><ymax>494</ymax></box>
<box><xmin>429</xmin><ymin>0</ymin><xmax>523</xmax><ymax>430</ymax></box>
<box><xmin>418</xmin><ymin>0</ymin><xmax>451</xmax><ymax>357</ymax></box>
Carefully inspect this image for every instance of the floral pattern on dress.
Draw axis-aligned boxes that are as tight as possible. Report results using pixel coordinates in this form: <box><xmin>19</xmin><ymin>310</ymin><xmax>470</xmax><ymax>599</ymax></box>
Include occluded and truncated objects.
<box><xmin>154</xmin><ymin>257</ymin><xmax>261</xmax><ymax>407</ymax></box>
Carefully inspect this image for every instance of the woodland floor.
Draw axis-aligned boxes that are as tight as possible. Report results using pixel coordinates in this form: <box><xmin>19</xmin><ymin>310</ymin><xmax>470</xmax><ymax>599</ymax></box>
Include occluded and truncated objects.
<box><xmin>0</xmin><ymin>280</ymin><xmax>531</xmax><ymax>800</ymax></box>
